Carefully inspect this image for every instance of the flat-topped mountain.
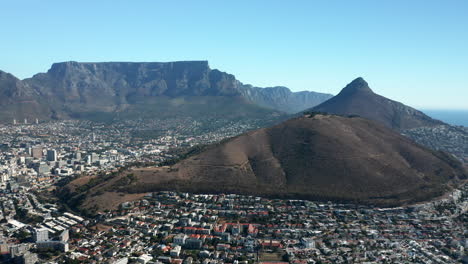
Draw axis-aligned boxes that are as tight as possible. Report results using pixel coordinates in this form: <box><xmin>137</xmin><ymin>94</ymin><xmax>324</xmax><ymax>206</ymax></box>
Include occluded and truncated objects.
<box><xmin>26</xmin><ymin>61</ymin><xmax>242</xmax><ymax>99</ymax></box>
<box><xmin>311</xmin><ymin>78</ymin><xmax>443</xmax><ymax>130</ymax></box>
<box><xmin>60</xmin><ymin>114</ymin><xmax>467</xmax><ymax>211</ymax></box>
<box><xmin>0</xmin><ymin>61</ymin><xmax>331</xmax><ymax>122</ymax></box>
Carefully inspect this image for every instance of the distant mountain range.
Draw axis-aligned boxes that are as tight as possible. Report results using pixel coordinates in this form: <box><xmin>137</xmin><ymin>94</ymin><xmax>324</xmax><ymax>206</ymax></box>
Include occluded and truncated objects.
<box><xmin>311</xmin><ymin>77</ymin><xmax>443</xmax><ymax>130</ymax></box>
<box><xmin>0</xmin><ymin>61</ymin><xmax>332</xmax><ymax>123</ymax></box>
<box><xmin>241</xmin><ymin>85</ymin><xmax>332</xmax><ymax>113</ymax></box>
<box><xmin>60</xmin><ymin>114</ymin><xmax>467</xmax><ymax>211</ymax></box>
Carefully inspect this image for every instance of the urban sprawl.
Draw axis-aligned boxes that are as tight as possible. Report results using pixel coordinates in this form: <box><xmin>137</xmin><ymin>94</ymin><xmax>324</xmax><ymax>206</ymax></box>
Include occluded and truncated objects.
<box><xmin>1</xmin><ymin>120</ymin><xmax>467</xmax><ymax>264</ymax></box>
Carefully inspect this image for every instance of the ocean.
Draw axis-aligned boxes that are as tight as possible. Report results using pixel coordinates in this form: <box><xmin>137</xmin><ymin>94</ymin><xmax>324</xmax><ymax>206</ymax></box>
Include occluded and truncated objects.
<box><xmin>422</xmin><ymin>109</ymin><xmax>468</xmax><ymax>127</ymax></box>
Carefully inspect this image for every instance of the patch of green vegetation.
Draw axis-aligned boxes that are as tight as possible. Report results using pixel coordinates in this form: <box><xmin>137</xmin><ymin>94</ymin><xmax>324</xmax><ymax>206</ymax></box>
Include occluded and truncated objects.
<box><xmin>13</xmin><ymin>229</ymin><xmax>31</xmax><ymax>243</ymax></box>
<box><xmin>303</xmin><ymin>111</ymin><xmax>329</xmax><ymax>118</ymax></box>
<box><xmin>74</xmin><ymin>172</ymin><xmax>116</xmax><ymax>194</ymax></box>
<box><xmin>303</xmin><ymin>111</ymin><xmax>360</xmax><ymax>119</ymax></box>
<box><xmin>14</xmin><ymin>207</ymin><xmax>44</xmax><ymax>224</ymax></box>
<box><xmin>114</xmin><ymin>173</ymin><xmax>137</xmax><ymax>187</ymax></box>
<box><xmin>55</xmin><ymin>172</ymin><xmax>119</xmax><ymax>216</ymax></box>
<box><xmin>159</xmin><ymin>144</ymin><xmax>209</xmax><ymax>166</ymax></box>
<box><xmin>31</xmin><ymin>247</ymin><xmax>62</xmax><ymax>260</ymax></box>
<box><xmin>131</xmin><ymin>129</ymin><xmax>165</xmax><ymax>139</ymax></box>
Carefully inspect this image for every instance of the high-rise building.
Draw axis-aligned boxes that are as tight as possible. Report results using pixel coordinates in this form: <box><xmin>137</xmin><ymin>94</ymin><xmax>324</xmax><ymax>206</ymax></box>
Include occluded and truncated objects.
<box><xmin>59</xmin><ymin>230</ymin><xmax>69</xmax><ymax>242</ymax></box>
<box><xmin>36</xmin><ymin>163</ymin><xmax>50</xmax><ymax>175</ymax></box>
<box><xmin>0</xmin><ymin>174</ymin><xmax>10</xmax><ymax>183</ymax></box>
<box><xmin>0</xmin><ymin>236</ymin><xmax>8</xmax><ymax>254</ymax></box>
<box><xmin>91</xmin><ymin>153</ymin><xmax>99</xmax><ymax>163</ymax></box>
<box><xmin>33</xmin><ymin>228</ymin><xmax>49</xmax><ymax>242</ymax></box>
<box><xmin>31</xmin><ymin>147</ymin><xmax>43</xmax><ymax>159</ymax></box>
<box><xmin>75</xmin><ymin>151</ymin><xmax>82</xmax><ymax>160</ymax></box>
<box><xmin>9</xmin><ymin>244</ymin><xmax>29</xmax><ymax>257</ymax></box>
<box><xmin>47</xmin><ymin>149</ymin><xmax>57</xmax><ymax>162</ymax></box>
<box><xmin>21</xmin><ymin>252</ymin><xmax>38</xmax><ymax>264</ymax></box>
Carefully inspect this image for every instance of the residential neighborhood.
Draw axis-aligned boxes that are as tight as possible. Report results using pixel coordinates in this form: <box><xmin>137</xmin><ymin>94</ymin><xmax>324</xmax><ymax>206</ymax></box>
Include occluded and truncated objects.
<box><xmin>1</xmin><ymin>181</ymin><xmax>467</xmax><ymax>263</ymax></box>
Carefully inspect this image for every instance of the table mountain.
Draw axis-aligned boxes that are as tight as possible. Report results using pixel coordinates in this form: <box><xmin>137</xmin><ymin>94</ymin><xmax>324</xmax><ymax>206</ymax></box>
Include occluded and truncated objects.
<box><xmin>0</xmin><ymin>61</ymin><xmax>331</xmax><ymax>122</ymax></box>
<box><xmin>311</xmin><ymin>77</ymin><xmax>443</xmax><ymax>130</ymax></box>
<box><xmin>59</xmin><ymin>114</ymin><xmax>467</xmax><ymax>211</ymax></box>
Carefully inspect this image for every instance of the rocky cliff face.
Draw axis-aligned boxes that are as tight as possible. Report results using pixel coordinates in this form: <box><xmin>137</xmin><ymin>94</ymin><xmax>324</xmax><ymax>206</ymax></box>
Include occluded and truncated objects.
<box><xmin>0</xmin><ymin>61</ymin><xmax>331</xmax><ymax>122</ymax></box>
<box><xmin>0</xmin><ymin>70</ymin><xmax>53</xmax><ymax>121</ymax></box>
<box><xmin>0</xmin><ymin>70</ymin><xmax>36</xmax><ymax>100</ymax></box>
<box><xmin>25</xmin><ymin>61</ymin><xmax>242</xmax><ymax>109</ymax></box>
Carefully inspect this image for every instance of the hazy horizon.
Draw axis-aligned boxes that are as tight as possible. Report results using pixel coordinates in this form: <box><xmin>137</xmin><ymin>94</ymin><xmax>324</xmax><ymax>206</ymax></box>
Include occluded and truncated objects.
<box><xmin>422</xmin><ymin>109</ymin><xmax>468</xmax><ymax>127</ymax></box>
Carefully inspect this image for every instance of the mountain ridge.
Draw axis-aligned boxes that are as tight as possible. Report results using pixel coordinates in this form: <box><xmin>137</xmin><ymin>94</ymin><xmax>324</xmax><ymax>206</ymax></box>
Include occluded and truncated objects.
<box><xmin>311</xmin><ymin>77</ymin><xmax>444</xmax><ymax>130</ymax></box>
<box><xmin>0</xmin><ymin>70</ymin><xmax>54</xmax><ymax>121</ymax></box>
<box><xmin>241</xmin><ymin>85</ymin><xmax>332</xmax><ymax>113</ymax></box>
<box><xmin>0</xmin><ymin>61</ymin><xmax>332</xmax><ymax>122</ymax></box>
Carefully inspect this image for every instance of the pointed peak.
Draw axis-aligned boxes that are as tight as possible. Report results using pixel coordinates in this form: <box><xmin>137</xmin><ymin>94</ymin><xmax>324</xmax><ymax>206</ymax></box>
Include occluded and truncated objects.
<box><xmin>350</xmin><ymin>77</ymin><xmax>368</xmax><ymax>86</ymax></box>
<box><xmin>340</xmin><ymin>77</ymin><xmax>373</xmax><ymax>94</ymax></box>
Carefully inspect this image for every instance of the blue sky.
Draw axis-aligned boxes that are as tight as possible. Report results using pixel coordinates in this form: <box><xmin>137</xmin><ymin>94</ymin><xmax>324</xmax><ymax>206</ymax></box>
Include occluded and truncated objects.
<box><xmin>0</xmin><ymin>0</ymin><xmax>467</xmax><ymax>109</ymax></box>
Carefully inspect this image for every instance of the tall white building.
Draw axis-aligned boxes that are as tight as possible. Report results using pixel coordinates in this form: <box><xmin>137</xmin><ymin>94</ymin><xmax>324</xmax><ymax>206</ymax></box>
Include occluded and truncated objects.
<box><xmin>0</xmin><ymin>173</ymin><xmax>10</xmax><ymax>183</ymax></box>
<box><xmin>33</xmin><ymin>228</ymin><xmax>49</xmax><ymax>242</ymax></box>
<box><xmin>86</xmin><ymin>155</ymin><xmax>92</xmax><ymax>165</ymax></box>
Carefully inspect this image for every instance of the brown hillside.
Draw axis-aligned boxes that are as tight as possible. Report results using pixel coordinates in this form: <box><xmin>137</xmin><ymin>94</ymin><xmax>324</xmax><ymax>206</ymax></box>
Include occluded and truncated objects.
<box><xmin>61</xmin><ymin>115</ymin><xmax>467</xmax><ymax>211</ymax></box>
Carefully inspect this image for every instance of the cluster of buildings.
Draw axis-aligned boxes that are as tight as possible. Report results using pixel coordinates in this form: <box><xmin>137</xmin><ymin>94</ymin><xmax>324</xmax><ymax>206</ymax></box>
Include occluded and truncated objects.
<box><xmin>0</xmin><ymin>118</ymin><xmax>270</xmax><ymax>263</ymax></box>
<box><xmin>0</xmin><ymin>120</ymin><xmax>466</xmax><ymax>263</ymax></box>
<box><xmin>90</xmin><ymin>189</ymin><xmax>468</xmax><ymax>264</ymax></box>
<box><xmin>2</xmin><ymin>186</ymin><xmax>465</xmax><ymax>263</ymax></box>
<box><xmin>0</xmin><ymin>187</ymin><xmax>85</xmax><ymax>263</ymax></box>
<box><xmin>0</xmin><ymin>118</ymin><xmax>261</xmax><ymax>191</ymax></box>
<box><xmin>403</xmin><ymin>124</ymin><xmax>468</xmax><ymax>163</ymax></box>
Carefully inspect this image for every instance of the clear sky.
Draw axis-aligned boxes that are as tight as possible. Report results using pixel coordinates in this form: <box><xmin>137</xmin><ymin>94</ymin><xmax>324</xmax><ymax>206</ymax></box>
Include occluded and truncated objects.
<box><xmin>0</xmin><ymin>0</ymin><xmax>467</xmax><ymax>109</ymax></box>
